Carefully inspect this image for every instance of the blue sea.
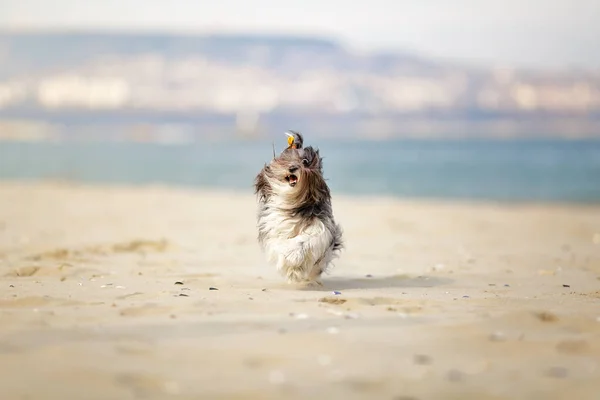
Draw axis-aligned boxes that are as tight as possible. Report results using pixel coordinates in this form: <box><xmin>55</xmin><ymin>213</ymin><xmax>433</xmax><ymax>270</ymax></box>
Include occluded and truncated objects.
<box><xmin>1</xmin><ymin>139</ymin><xmax>599</xmax><ymax>203</ymax></box>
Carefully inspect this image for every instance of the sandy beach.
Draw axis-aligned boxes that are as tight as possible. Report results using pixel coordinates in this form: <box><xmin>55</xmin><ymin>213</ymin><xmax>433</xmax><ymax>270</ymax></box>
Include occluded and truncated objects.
<box><xmin>0</xmin><ymin>181</ymin><xmax>599</xmax><ymax>400</ymax></box>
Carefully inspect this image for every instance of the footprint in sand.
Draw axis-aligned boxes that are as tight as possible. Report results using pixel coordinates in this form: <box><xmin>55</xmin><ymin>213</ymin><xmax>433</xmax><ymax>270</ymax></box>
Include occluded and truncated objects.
<box><xmin>318</xmin><ymin>297</ymin><xmax>348</xmax><ymax>305</ymax></box>
<box><xmin>28</xmin><ymin>248</ymin><xmax>75</xmax><ymax>261</ymax></box>
<box><xmin>111</xmin><ymin>239</ymin><xmax>172</xmax><ymax>253</ymax></box>
<box><xmin>317</xmin><ymin>296</ymin><xmax>425</xmax><ymax>315</ymax></box>
<box><xmin>115</xmin><ymin>372</ymin><xmax>180</xmax><ymax>396</ymax></box>
<box><xmin>28</xmin><ymin>247</ymin><xmax>108</xmax><ymax>262</ymax></box>
<box><xmin>316</xmin><ymin>296</ymin><xmax>401</xmax><ymax>306</ymax></box>
<box><xmin>25</xmin><ymin>239</ymin><xmax>172</xmax><ymax>263</ymax></box>
<box><xmin>4</xmin><ymin>264</ymin><xmax>80</xmax><ymax>278</ymax></box>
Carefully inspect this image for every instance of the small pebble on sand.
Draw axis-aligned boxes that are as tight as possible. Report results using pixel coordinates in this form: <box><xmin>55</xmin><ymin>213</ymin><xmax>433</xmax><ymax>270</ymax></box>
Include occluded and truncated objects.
<box><xmin>447</xmin><ymin>369</ymin><xmax>464</xmax><ymax>382</ymax></box>
<box><xmin>546</xmin><ymin>366</ymin><xmax>568</xmax><ymax>379</ymax></box>
<box><xmin>534</xmin><ymin>311</ymin><xmax>558</xmax><ymax>322</ymax></box>
<box><xmin>413</xmin><ymin>354</ymin><xmax>432</xmax><ymax>365</ymax></box>
<box><xmin>174</xmin><ymin>281</ymin><xmax>184</xmax><ymax>285</ymax></box>
<box><xmin>209</xmin><ymin>287</ymin><xmax>219</xmax><ymax>291</ymax></box>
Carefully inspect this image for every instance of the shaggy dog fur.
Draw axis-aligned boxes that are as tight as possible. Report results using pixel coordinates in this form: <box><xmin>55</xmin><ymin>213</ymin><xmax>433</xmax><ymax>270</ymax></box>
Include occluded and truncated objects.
<box><xmin>254</xmin><ymin>134</ymin><xmax>343</xmax><ymax>284</ymax></box>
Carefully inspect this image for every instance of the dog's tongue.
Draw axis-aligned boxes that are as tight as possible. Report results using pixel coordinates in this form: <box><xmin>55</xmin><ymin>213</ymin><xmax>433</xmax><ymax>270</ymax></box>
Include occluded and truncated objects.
<box><xmin>289</xmin><ymin>176</ymin><xmax>298</xmax><ymax>185</ymax></box>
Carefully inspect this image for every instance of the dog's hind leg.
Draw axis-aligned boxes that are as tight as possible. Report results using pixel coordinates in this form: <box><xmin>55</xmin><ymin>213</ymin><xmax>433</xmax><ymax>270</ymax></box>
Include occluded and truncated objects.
<box><xmin>286</xmin><ymin>267</ymin><xmax>307</xmax><ymax>284</ymax></box>
<box><xmin>276</xmin><ymin>251</ymin><xmax>307</xmax><ymax>283</ymax></box>
<box><xmin>306</xmin><ymin>259</ymin><xmax>326</xmax><ymax>286</ymax></box>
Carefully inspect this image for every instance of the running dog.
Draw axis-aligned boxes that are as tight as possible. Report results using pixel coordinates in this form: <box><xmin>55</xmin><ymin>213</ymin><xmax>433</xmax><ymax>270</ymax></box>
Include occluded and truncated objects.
<box><xmin>254</xmin><ymin>132</ymin><xmax>343</xmax><ymax>285</ymax></box>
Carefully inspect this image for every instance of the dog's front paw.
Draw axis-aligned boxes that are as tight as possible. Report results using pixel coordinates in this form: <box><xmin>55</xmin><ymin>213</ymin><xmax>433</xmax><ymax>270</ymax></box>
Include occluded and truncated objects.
<box><xmin>303</xmin><ymin>279</ymin><xmax>323</xmax><ymax>288</ymax></box>
<box><xmin>284</xmin><ymin>246</ymin><xmax>305</xmax><ymax>266</ymax></box>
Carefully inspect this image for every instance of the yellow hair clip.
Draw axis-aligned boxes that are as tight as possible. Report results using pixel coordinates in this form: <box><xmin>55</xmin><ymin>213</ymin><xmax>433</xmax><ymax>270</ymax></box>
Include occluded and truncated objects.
<box><xmin>285</xmin><ymin>132</ymin><xmax>294</xmax><ymax>147</ymax></box>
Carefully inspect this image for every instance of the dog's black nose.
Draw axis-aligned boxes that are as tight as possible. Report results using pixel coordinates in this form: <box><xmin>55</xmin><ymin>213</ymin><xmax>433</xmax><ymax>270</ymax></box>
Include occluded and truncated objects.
<box><xmin>288</xmin><ymin>166</ymin><xmax>299</xmax><ymax>173</ymax></box>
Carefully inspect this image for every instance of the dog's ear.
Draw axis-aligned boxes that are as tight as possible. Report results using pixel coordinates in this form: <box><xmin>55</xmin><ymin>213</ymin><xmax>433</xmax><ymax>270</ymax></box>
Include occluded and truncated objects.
<box><xmin>254</xmin><ymin>165</ymin><xmax>271</xmax><ymax>201</ymax></box>
<box><xmin>301</xmin><ymin>146</ymin><xmax>323</xmax><ymax>171</ymax></box>
<box><xmin>314</xmin><ymin>148</ymin><xmax>323</xmax><ymax>170</ymax></box>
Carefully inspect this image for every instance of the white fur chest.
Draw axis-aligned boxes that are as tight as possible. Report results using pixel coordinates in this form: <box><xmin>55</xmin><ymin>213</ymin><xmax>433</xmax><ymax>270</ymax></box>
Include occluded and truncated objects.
<box><xmin>260</xmin><ymin>204</ymin><xmax>302</xmax><ymax>243</ymax></box>
<box><xmin>258</xmin><ymin>200</ymin><xmax>334</xmax><ymax>281</ymax></box>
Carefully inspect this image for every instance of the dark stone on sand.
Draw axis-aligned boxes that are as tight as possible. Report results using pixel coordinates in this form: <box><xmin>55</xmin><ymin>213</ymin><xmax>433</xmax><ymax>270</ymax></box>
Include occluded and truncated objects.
<box><xmin>413</xmin><ymin>354</ymin><xmax>432</xmax><ymax>365</ymax></box>
<box><xmin>447</xmin><ymin>369</ymin><xmax>464</xmax><ymax>382</ymax></box>
<box><xmin>546</xmin><ymin>366</ymin><xmax>568</xmax><ymax>379</ymax></box>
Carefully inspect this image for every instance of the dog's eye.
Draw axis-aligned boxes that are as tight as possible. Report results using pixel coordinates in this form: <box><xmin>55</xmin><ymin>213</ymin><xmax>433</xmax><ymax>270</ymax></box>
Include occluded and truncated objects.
<box><xmin>302</xmin><ymin>159</ymin><xmax>309</xmax><ymax>166</ymax></box>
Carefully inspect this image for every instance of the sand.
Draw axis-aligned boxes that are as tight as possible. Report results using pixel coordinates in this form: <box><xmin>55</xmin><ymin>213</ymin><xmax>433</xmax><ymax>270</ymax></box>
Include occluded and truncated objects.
<box><xmin>0</xmin><ymin>181</ymin><xmax>599</xmax><ymax>400</ymax></box>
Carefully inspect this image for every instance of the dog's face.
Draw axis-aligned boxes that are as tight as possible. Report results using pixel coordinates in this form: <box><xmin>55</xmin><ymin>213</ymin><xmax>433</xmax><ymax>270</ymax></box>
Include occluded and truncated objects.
<box><xmin>273</xmin><ymin>146</ymin><xmax>323</xmax><ymax>191</ymax></box>
<box><xmin>255</xmin><ymin>145</ymin><xmax>328</xmax><ymax>205</ymax></box>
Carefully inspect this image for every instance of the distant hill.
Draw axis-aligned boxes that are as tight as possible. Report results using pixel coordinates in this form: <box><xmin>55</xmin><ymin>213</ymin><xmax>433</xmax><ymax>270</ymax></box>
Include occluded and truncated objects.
<box><xmin>0</xmin><ymin>30</ymin><xmax>598</xmax><ymax>139</ymax></box>
<box><xmin>0</xmin><ymin>31</ymin><xmax>437</xmax><ymax>74</ymax></box>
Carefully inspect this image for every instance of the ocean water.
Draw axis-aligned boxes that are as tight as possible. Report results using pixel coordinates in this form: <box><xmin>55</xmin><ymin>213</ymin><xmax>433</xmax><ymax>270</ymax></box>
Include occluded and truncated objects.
<box><xmin>1</xmin><ymin>139</ymin><xmax>599</xmax><ymax>203</ymax></box>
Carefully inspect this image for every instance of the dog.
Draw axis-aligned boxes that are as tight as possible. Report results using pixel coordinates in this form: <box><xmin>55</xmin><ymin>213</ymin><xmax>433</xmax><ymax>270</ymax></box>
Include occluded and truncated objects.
<box><xmin>254</xmin><ymin>132</ymin><xmax>343</xmax><ymax>285</ymax></box>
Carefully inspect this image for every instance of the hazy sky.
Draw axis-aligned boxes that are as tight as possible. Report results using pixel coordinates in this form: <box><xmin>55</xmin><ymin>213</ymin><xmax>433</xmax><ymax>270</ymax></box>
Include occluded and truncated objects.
<box><xmin>1</xmin><ymin>0</ymin><xmax>599</xmax><ymax>69</ymax></box>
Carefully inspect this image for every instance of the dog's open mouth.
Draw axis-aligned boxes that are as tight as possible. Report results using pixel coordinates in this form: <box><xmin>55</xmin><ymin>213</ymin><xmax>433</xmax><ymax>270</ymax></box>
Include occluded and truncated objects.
<box><xmin>285</xmin><ymin>174</ymin><xmax>298</xmax><ymax>187</ymax></box>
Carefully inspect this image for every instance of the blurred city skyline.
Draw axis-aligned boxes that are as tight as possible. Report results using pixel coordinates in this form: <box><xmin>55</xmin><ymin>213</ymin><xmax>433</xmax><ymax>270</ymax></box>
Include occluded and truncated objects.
<box><xmin>1</xmin><ymin>0</ymin><xmax>599</xmax><ymax>141</ymax></box>
<box><xmin>1</xmin><ymin>0</ymin><xmax>599</xmax><ymax>69</ymax></box>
